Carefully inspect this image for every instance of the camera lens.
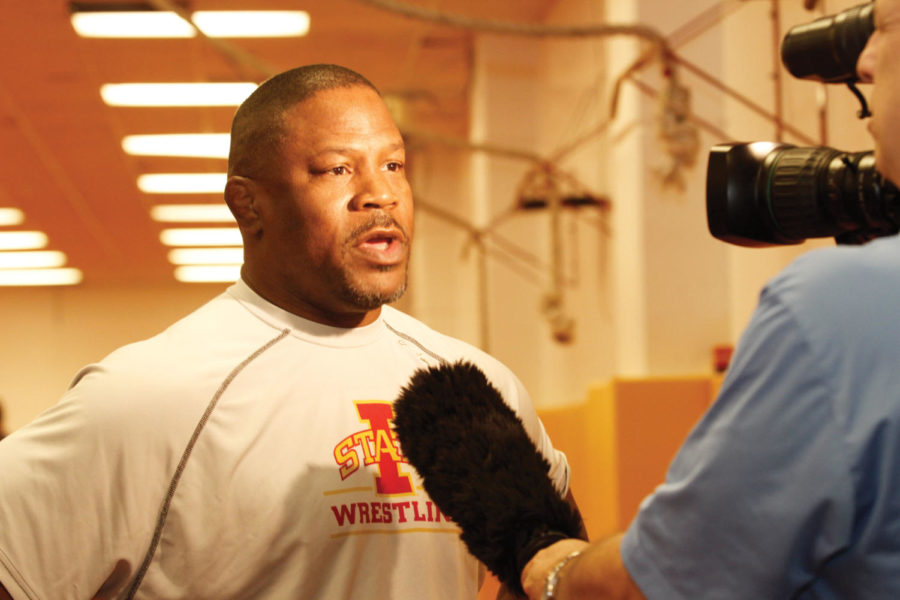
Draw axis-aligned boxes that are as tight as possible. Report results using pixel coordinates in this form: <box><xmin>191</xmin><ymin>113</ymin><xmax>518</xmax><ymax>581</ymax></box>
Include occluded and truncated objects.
<box><xmin>781</xmin><ymin>2</ymin><xmax>874</xmax><ymax>83</ymax></box>
<box><xmin>765</xmin><ymin>146</ymin><xmax>845</xmax><ymax>240</ymax></box>
<box><xmin>706</xmin><ymin>142</ymin><xmax>900</xmax><ymax>246</ymax></box>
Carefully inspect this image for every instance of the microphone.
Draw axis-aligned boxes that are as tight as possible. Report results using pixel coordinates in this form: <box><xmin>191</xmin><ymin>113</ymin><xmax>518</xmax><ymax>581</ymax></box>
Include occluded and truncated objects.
<box><xmin>392</xmin><ymin>361</ymin><xmax>585</xmax><ymax>595</ymax></box>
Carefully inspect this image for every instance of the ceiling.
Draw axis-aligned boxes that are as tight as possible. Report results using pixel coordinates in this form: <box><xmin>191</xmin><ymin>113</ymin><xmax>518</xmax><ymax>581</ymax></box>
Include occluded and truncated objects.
<box><xmin>0</xmin><ymin>0</ymin><xmax>556</xmax><ymax>285</ymax></box>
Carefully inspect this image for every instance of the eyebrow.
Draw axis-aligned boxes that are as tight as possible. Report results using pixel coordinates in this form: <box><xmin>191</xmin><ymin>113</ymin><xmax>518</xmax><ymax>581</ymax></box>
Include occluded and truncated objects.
<box><xmin>314</xmin><ymin>141</ymin><xmax>406</xmax><ymax>156</ymax></box>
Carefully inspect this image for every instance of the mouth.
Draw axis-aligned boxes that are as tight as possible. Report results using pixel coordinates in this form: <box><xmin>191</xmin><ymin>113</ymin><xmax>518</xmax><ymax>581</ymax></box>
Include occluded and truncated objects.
<box><xmin>354</xmin><ymin>228</ymin><xmax>407</xmax><ymax>265</ymax></box>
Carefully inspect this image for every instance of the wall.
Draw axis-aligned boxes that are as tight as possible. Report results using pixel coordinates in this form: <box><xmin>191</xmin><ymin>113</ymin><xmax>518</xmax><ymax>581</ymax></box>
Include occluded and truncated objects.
<box><xmin>0</xmin><ymin>0</ymin><xmax>878</xmax><ymax>424</ymax></box>
<box><xmin>466</xmin><ymin>12</ymin><xmax>615</xmax><ymax>410</ymax></box>
<box><xmin>459</xmin><ymin>0</ymin><xmax>873</xmax><ymax>407</ymax></box>
<box><xmin>0</xmin><ymin>283</ymin><xmax>223</xmax><ymax>430</ymax></box>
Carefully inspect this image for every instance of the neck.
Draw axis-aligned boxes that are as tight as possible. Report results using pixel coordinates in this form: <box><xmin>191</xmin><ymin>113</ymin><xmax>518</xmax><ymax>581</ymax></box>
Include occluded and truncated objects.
<box><xmin>240</xmin><ymin>268</ymin><xmax>382</xmax><ymax>328</ymax></box>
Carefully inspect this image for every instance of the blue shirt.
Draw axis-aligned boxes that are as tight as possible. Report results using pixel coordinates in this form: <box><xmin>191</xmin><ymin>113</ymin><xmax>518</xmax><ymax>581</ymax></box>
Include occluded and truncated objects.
<box><xmin>622</xmin><ymin>234</ymin><xmax>900</xmax><ymax>598</ymax></box>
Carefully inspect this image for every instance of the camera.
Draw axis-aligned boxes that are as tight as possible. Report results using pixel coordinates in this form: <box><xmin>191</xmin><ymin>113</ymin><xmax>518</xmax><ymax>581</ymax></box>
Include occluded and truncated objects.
<box><xmin>781</xmin><ymin>2</ymin><xmax>873</xmax><ymax>83</ymax></box>
<box><xmin>706</xmin><ymin>2</ymin><xmax>900</xmax><ymax>246</ymax></box>
<box><xmin>707</xmin><ymin>142</ymin><xmax>900</xmax><ymax>246</ymax></box>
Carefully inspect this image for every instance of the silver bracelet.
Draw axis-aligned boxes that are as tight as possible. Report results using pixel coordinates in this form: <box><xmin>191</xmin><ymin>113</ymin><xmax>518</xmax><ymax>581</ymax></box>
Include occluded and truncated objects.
<box><xmin>540</xmin><ymin>550</ymin><xmax>582</xmax><ymax>600</ymax></box>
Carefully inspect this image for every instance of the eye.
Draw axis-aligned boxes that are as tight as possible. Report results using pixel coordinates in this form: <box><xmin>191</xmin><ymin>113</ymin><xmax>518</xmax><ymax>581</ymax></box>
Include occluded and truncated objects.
<box><xmin>330</xmin><ymin>165</ymin><xmax>348</xmax><ymax>175</ymax></box>
<box><xmin>386</xmin><ymin>161</ymin><xmax>404</xmax><ymax>172</ymax></box>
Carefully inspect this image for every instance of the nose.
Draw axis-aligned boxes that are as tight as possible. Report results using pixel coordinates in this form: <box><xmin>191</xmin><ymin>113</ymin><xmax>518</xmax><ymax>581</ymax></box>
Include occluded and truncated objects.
<box><xmin>857</xmin><ymin>33</ymin><xmax>877</xmax><ymax>83</ymax></box>
<box><xmin>350</xmin><ymin>169</ymin><xmax>400</xmax><ymax>211</ymax></box>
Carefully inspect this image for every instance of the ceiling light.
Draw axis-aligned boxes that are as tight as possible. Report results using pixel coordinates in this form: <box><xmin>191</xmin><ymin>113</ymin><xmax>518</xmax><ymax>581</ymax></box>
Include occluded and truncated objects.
<box><xmin>71</xmin><ymin>10</ymin><xmax>310</xmax><ymax>39</ymax></box>
<box><xmin>168</xmin><ymin>248</ymin><xmax>243</xmax><ymax>265</ymax></box>
<box><xmin>138</xmin><ymin>173</ymin><xmax>227</xmax><ymax>194</ymax></box>
<box><xmin>151</xmin><ymin>204</ymin><xmax>235</xmax><ymax>223</ymax></box>
<box><xmin>174</xmin><ymin>265</ymin><xmax>242</xmax><ymax>283</ymax></box>
<box><xmin>0</xmin><ymin>251</ymin><xmax>67</xmax><ymax>269</ymax></box>
<box><xmin>0</xmin><ymin>208</ymin><xmax>25</xmax><ymax>226</ymax></box>
<box><xmin>192</xmin><ymin>11</ymin><xmax>310</xmax><ymax>38</ymax></box>
<box><xmin>123</xmin><ymin>134</ymin><xmax>230</xmax><ymax>158</ymax></box>
<box><xmin>71</xmin><ymin>11</ymin><xmax>195</xmax><ymax>37</ymax></box>
<box><xmin>101</xmin><ymin>83</ymin><xmax>256</xmax><ymax>107</ymax></box>
<box><xmin>0</xmin><ymin>231</ymin><xmax>48</xmax><ymax>250</ymax></box>
<box><xmin>160</xmin><ymin>228</ymin><xmax>242</xmax><ymax>247</ymax></box>
<box><xmin>0</xmin><ymin>268</ymin><xmax>83</xmax><ymax>286</ymax></box>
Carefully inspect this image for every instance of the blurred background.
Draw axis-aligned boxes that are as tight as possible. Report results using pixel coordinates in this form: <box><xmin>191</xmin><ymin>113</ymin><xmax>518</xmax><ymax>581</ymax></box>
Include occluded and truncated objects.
<box><xmin>0</xmin><ymin>0</ymin><xmax>871</xmax><ymax>546</ymax></box>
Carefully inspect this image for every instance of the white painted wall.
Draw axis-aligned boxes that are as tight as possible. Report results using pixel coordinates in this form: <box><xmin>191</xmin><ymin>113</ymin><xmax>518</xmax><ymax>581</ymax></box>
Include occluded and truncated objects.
<box><xmin>0</xmin><ymin>283</ymin><xmax>222</xmax><ymax>430</ymax></box>
<box><xmin>0</xmin><ymin>0</ymin><xmax>878</xmax><ymax>431</ymax></box>
<box><xmin>458</xmin><ymin>0</ymin><xmax>872</xmax><ymax>403</ymax></box>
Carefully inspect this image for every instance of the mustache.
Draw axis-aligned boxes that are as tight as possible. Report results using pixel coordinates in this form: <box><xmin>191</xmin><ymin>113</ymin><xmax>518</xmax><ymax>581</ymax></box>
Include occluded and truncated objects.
<box><xmin>348</xmin><ymin>212</ymin><xmax>410</xmax><ymax>244</ymax></box>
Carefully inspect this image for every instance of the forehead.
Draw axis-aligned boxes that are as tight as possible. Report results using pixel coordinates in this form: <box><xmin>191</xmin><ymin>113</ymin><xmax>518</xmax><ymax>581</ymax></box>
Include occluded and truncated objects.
<box><xmin>282</xmin><ymin>86</ymin><xmax>402</xmax><ymax>147</ymax></box>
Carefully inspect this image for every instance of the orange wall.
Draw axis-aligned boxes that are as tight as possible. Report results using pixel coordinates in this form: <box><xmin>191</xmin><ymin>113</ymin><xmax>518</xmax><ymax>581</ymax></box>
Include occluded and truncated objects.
<box><xmin>541</xmin><ymin>376</ymin><xmax>719</xmax><ymax>537</ymax></box>
<box><xmin>477</xmin><ymin>376</ymin><xmax>719</xmax><ymax>597</ymax></box>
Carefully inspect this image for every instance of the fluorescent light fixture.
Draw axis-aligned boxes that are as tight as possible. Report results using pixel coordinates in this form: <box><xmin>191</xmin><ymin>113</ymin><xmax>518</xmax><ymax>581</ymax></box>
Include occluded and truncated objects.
<box><xmin>138</xmin><ymin>173</ymin><xmax>227</xmax><ymax>194</ymax></box>
<box><xmin>0</xmin><ymin>268</ymin><xmax>83</xmax><ymax>286</ymax></box>
<box><xmin>174</xmin><ymin>265</ymin><xmax>241</xmax><ymax>283</ymax></box>
<box><xmin>0</xmin><ymin>251</ymin><xmax>67</xmax><ymax>269</ymax></box>
<box><xmin>0</xmin><ymin>231</ymin><xmax>48</xmax><ymax>250</ymax></box>
<box><xmin>168</xmin><ymin>248</ymin><xmax>243</xmax><ymax>265</ymax></box>
<box><xmin>193</xmin><ymin>11</ymin><xmax>310</xmax><ymax>38</ymax></box>
<box><xmin>151</xmin><ymin>204</ymin><xmax>235</xmax><ymax>223</ymax></box>
<box><xmin>72</xmin><ymin>11</ymin><xmax>195</xmax><ymax>37</ymax></box>
<box><xmin>160</xmin><ymin>228</ymin><xmax>242</xmax><ymax>247</ymax></box>
<box><xmin>71</xmin><ymin>10</ymin><xmax>310</xmax><ymax>39</ymax></box>
<box><xmin>0</xmin><ymin>208</ymin><xmax>25</xmax><ymax>226</ymax></box>
<box><xmin>123</xmin><ymin>134</ymin><xmax>230</xmax><ymax>158</ymax></box>
<box><xmin>101</xmin><ymin>83</ymin><xmax>256</xmax><ymax>107</ymax></box>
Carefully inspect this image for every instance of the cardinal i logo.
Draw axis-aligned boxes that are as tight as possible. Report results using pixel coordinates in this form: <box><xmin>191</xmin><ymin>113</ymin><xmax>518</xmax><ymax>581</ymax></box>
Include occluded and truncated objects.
<box><xmin>332</xmin><ymin>401</ymin><xmax>413</xmax><ymax>495</ymax></box>
<box><xmin>328</xmin><ymin>401</ymin><xmax>457</xmax><ymax>533</ymax></box>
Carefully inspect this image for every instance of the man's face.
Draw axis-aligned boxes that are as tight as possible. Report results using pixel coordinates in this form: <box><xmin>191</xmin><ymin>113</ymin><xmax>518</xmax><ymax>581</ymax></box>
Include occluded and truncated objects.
<box><xmin>858</xmin><ymin>0</ymin><xmax>900</xmax><ymax>185</ymax></box>
<box><xmin>251</xmin><ymin>85</ymin><xmax>414</xmax><ymax>327</ymax></box>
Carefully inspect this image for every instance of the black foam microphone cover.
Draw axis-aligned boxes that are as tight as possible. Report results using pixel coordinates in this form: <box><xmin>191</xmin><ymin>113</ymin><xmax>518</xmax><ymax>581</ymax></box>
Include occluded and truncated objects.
<box><xmin>392</xmin><ymin>361</ymin><xmax>585</xmax><ymax>594</ymax></box>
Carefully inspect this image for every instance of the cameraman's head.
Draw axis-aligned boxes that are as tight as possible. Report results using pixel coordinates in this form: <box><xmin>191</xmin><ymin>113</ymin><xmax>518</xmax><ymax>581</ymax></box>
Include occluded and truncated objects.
<box><xmin>858</xmin><ymin>0</ymin><xmax>900</xmax><ymax>185</ymax></box>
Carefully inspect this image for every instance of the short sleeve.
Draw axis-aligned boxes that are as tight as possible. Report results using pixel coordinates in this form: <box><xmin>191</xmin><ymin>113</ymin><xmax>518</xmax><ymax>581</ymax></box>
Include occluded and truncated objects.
<box><xmin>0</xmin><ymin>366</ymin><xmax>163</xmax><ymax>600</ymax></box>
<box><xmin>511</xmin><ymin>373</ymin><xmax>571</xmax><ymax>495</ymax></box>
<box><xmin>621</xmin><ymin>289</ymin><xmax>855</xmax><ymax>598</ymax></box>
<box><xmin>478</xmin><ymin>359</ymin><xmax>571</xmax><ymax>496</ymax></box>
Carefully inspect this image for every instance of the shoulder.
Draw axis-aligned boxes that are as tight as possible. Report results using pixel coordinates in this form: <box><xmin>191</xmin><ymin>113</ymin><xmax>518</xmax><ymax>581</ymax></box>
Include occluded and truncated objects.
<box><xmin>380</xmin><ymin>307</ymin><xmax>569</xmax><ymax>488</ymax></box>
<box><xmin>767</xmin><ymin>235</ymin><xmax>900</xmax><ymax>306</ymax></box>
<box><xmin>88</xmin><ymin>289</ymin><xmax>284</xmax><ymax>376</ymax></box>
<box><xmin>65</xmin><ymin>290</ymin><xmax>290</xmax><ymax>433</ymax></box>
<box><xmin>729</xmin><ymin>238</ymin><xmax>900</xmax><ymax>415</ymax></box>
<box><xmin>381</xmin><ymin>306</ymin><xmax>522</xmax><ymax>398</ymax></box>
<box><xmin>755</xmin><ymin>236</ymin><xmax>900</xmax><ymax>351</ymax></box>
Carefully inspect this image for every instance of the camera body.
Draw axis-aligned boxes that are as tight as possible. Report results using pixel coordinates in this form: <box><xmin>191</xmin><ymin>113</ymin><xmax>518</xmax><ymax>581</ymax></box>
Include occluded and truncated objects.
<box><xmin>706</xmin><ymin>2</ymin><xmax>900</xmax><ymax>246</ymax></box>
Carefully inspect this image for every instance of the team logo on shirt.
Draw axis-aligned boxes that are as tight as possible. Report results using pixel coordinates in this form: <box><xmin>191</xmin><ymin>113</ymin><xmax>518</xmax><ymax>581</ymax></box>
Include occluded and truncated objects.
<box><xmin>327</xmin><ymin>401</ymin><xmax>460</xmax><ymax>534</ymax></box>
<box><xmin>332</xmin><ymin>401</ymin><xmax>413</xmax><ymax>495</ymax></box>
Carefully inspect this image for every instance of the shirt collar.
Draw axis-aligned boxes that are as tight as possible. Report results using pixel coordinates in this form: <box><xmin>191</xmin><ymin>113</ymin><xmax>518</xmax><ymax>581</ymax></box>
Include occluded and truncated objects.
<box><xmin>226</xmin><ymin>278</ymin><xmax>386</xmax><ymax>347</ymax></box>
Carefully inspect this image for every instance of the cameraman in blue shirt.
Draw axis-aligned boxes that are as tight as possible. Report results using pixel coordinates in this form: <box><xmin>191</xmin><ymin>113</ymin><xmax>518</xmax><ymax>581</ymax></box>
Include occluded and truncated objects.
<box><xmin>523</xmin><ymin>1</ymin><xmax>900</xmax><ymax>598</ymax></box>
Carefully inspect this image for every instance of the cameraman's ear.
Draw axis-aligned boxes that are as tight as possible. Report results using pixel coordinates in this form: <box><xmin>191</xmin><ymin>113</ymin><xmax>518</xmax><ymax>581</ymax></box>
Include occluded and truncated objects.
<box><xmin>225</xmin><ymin>176</ymin><xmax>263</xmax><ymax>235</ymax></box>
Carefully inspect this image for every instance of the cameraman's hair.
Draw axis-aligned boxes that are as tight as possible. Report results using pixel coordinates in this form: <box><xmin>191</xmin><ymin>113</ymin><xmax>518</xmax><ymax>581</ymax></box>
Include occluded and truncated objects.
<box><xmin>228</xmin><ymin>64</ymin><xmax>379</xmax><ymax>178</ymax></box>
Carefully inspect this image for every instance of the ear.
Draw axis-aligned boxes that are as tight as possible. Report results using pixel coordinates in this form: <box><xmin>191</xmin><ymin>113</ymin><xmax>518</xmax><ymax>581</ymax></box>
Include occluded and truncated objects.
<box><xmin>225</xmin><ymin>176</ymin><xmax>263</xmax><ymax>236</ymax></box>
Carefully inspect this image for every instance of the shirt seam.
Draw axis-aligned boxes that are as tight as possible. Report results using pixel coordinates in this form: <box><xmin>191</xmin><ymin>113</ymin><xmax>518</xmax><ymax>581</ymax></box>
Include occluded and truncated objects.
<box><xmin>123</xmin><ymin>328</ymin><xmax>291</xmax><ymax>598</ymax></box>
<box><xmin>384</xmin><ymin>321</ymin><xmax>449</xmax><ymax>364</ymax></box>
<box><xmin>0</xmin><ymin>545</ymin><xmax>39</xmax><ymax>600</ymax></box>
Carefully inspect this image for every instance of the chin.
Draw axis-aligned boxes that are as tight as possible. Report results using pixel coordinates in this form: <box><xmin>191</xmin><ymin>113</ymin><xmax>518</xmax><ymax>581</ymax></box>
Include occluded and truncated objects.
<box><xmin>343</xmin><ymin>277</ymin><xmax>408</xmax><ymax>310</ymax></box>
<box><xmin>376</xmin><ymin>280</ymin><xmax>408</xmax><ymax>305</ymax></box>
